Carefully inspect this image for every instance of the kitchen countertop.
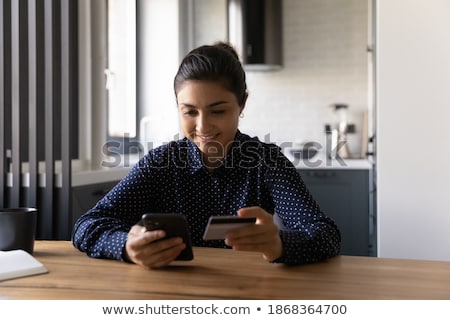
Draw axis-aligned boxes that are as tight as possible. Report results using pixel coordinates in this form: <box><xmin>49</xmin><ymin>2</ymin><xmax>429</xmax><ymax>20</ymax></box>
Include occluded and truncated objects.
<box><xmin>72</xmin><ymin>167</ymin><xmax>130</xmax><ymax>187</ymax></box>
<box><xmin>284</xmin><ymin>152</ymin><xmax>373</xmax><ymax>170</ymax></box>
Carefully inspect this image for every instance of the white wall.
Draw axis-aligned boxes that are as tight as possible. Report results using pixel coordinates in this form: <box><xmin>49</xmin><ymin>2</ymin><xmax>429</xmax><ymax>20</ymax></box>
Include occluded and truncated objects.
<box><xmin>377</xmin><ymin>0</ymin><xmax>450</xmax><ymax>260</ymax></box>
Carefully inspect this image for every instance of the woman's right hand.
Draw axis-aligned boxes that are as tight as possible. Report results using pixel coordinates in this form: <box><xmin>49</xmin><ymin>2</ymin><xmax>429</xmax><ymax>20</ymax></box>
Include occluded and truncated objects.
<box><xmin>124</xmin><ymin>225</ymin><xmax>186</xmax><ymax>269</ymax></box>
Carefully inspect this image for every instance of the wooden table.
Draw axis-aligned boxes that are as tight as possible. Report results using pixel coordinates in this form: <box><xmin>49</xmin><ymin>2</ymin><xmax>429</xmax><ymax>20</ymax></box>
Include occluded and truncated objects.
<box><xmin>1</xmin><ymin>241</ymin><xmax>450</xmax><ymax>299</ymax></box>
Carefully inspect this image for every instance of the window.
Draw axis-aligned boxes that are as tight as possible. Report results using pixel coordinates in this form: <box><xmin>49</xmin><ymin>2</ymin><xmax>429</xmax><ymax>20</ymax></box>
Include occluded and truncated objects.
<box><xmin>100</xmin><ymin>0</ymin><xmax>183</xmax><ymax>160</ymax></box>
<box><xmin>105</xmin><ymin>0</ymin><xmax>138</xmax><ymax>151</ymax></box>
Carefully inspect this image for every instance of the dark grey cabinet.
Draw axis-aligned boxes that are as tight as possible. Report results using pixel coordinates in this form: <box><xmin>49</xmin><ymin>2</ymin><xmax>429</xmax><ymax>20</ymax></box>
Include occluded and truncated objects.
<box><xmin>71</xmin><ymin>181</ymin><xmax>119</xmax><ymax>228</ymax></box>
<box><xmin>298</xmin><ymin>169</ymin><xmax>376</xmax><ymax>257</ymax></box>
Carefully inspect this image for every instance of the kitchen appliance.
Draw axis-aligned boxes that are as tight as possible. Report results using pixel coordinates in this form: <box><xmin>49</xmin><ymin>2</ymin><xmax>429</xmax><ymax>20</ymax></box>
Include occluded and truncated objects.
<box><xmin>228</xmin><ymin>0</ymin><xmax>282</xmax><ymax>71</ymax></box>
<box><xmin>326</xmin><ymin>104</ymin><xmax>354</xmax><ymax>159</ymax></box>
<box><xmin>289</xmin><ymin>142</ymin><xmax>319</xmax><ymax>160</ymax></box>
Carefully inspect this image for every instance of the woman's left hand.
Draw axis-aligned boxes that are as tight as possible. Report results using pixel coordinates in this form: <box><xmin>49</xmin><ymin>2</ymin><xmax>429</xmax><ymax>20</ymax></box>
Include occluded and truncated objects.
<box><xmin>224</xmin><ymin>206</ymin><xmax>283</xmax><ymax>262</ymax></box>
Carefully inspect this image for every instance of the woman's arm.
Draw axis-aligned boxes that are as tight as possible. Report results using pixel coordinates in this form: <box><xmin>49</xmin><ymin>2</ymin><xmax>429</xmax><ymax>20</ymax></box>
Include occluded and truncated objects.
<box><xmin>265</xmin><ymin>152</ymin><xmax>341</xmax><ymax>265</ymax></box>
<box><xmin>72</xmin><ymin>155</ymin><xmax>156</xmax><ymax>260</ymax></box>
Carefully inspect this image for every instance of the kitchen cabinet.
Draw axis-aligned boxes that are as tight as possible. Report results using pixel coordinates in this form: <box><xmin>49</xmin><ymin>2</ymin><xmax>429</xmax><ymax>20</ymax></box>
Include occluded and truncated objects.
<box><xmin>71</xmin><ymin>167</ymin><xmax>130</xmax><ymax>228</ymax></box>
<box><xmin>71</xmin><ymin>181</ymin><xmax>119</xmax><ymax>227</ymax></box>
<box><xmin>298</xmin><ymin>168</ymin><xmax>376</xmax><ymax>257</ymax></box>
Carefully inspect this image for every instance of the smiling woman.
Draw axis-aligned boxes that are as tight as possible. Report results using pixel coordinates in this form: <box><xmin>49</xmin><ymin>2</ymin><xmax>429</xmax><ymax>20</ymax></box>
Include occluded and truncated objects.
<box><xmin>72</xmin><ymin>42</ymin><xmax>341</xmax><ymax>269</ymax></box>
<box><xmin>174</xmin><ymin>42</ymin><xmax>248</xmax><ymax>168</ymax></box>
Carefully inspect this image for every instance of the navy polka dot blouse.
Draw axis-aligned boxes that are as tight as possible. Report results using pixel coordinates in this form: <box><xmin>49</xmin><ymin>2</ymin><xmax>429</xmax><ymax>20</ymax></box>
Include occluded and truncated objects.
<box><xmin>72</xmin><ymin>131</ymin><xmax>341</xmax><ymax>265</ymax></box>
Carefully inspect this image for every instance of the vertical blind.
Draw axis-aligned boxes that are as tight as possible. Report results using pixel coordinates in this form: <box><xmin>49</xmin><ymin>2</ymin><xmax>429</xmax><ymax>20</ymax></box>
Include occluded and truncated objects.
<box><xmin>0</xmin><ymin>0</ymin><xmax>78</xmax><ymax>240</ymax></box>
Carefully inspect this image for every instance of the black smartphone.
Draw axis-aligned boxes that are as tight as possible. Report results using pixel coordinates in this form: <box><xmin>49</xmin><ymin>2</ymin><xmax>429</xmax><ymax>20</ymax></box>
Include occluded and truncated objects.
<box><xmin>202</xmin><ymin>216</ymin><xmax>257</xmax><ymax>240</ymax></box>
<box><xmin>141</xmin><ymin>213</ymin><xmax>193</xmax><ymax>261</ymax></box>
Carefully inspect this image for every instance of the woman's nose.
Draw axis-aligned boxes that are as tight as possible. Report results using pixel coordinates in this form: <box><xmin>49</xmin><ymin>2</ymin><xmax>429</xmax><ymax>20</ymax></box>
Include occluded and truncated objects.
<box><xmin>196</xmin><ymin>113</ymin><xmax>211</xmax><ymax>132</ymax></box>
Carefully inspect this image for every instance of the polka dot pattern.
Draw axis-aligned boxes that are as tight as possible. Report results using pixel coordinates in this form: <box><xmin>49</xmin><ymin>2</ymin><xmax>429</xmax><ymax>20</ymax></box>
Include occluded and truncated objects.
<box><xmin>72</xmin><ymin>131</ymin><xmax>341</xmax><ymax>265</ymax></box>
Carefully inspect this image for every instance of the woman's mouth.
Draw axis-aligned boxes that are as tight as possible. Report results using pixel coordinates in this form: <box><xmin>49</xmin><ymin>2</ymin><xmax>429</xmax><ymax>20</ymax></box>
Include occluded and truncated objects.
<box><xmin>196</xmin><ymin>134</ymin><xmax>219</xmax><ymax>143</ymax></box>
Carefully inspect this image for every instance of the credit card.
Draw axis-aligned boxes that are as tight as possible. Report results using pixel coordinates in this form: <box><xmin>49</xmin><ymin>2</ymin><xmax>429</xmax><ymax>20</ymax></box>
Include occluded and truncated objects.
<box><xmin>202</xmin><ymin>216</ymin><xmax>256</xmax><ymax>240</ymax></box>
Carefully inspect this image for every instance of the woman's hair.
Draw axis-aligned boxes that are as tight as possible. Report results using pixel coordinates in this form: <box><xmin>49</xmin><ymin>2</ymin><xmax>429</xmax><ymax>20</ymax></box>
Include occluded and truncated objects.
<box><xmin>174</xmin><ymin>42</ymin><xmax>248</xmax><ymax>106</ymax></box>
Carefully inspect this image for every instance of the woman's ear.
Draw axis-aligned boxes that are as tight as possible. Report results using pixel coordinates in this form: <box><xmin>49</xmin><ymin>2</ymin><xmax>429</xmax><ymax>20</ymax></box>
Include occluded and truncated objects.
<box><xmin>240</xmin><ymin>92</ymin><xmax>248</xmax><ymax>114</ymax></box>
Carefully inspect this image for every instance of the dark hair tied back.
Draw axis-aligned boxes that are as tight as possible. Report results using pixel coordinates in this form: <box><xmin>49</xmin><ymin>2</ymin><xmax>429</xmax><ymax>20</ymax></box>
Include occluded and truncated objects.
<box><xmin>174</xmin><ymin>42</ymin><xmax>248</xmax><ymax>106</ymax></box>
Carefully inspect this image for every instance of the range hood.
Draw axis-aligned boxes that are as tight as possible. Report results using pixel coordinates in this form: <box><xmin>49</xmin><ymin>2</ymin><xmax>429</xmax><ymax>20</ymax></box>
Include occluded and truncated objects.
<box><xmin>228</xmin><ymin>0</ymin><xmax>283</xmax><ymax>71</ymax></box>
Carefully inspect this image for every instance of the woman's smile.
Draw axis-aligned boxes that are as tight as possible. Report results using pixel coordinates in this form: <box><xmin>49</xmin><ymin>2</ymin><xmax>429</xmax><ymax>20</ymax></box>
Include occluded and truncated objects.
<box><xmin>196</xmin><ymin>133</ymin><xmax>219</xmax><ymax>143</ymax></box>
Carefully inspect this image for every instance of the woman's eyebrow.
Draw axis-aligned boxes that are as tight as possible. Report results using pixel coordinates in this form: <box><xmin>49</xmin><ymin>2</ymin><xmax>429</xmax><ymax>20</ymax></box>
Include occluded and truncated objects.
<box><xmin>208</xmin><ymin>101</ymin><xmax>228</xmax><ymax>107</ymax></box>
<box><xmin>179</xmin><ymin>101</ymin><xmax>229</xmax><ymax>108</ymax></box>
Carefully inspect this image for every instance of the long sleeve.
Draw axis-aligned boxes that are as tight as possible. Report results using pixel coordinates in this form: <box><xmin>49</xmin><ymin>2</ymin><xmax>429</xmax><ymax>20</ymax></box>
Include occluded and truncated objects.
<box><xmin>72</xmin><ymin>156</ymin><xmax>156</xmax><ymax>260</ymax></box>
<box><xmin>264</xmin><ymin>150</ymin><xmax>341</xmax><ymax>265</ymax></box>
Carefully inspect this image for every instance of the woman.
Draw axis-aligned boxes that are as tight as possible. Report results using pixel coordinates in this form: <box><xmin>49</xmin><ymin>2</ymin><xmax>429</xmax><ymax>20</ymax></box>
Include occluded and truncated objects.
<box><xmin>72</xmin><ymin>42</ymin><xmax>340</xmax><ymax>268</ymax></box>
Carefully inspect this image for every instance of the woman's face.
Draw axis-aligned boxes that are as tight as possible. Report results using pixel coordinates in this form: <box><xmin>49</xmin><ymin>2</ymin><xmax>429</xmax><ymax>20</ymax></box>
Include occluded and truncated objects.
<box><xmin>177</xmin><ymin>80</ymin><xmax>245</xmax><ymax>167</ymax></box>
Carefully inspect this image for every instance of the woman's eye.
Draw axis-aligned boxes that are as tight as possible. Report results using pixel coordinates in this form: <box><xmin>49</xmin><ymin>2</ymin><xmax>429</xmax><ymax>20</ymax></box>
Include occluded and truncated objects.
<box><xmin>183</xmin><ymin>110</ymin><xmax>196</xmax><ymax>116</ymax></box>
<box><xmin>212</xmin><ymin>110</ymin><xmax>225</xmax><ymax>114</ymax></box>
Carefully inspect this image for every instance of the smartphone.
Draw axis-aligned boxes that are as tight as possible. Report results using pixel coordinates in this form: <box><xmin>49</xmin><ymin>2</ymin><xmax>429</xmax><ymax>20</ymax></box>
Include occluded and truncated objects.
<box><xmin>202</xmin><ymin>216</ymin><xmax>257</xmax><ymax>240</ymax></box>
<box><xmin>141</xmin><ymin>213</ymin><xmax>193</xmax><ymax>261</ymax></box>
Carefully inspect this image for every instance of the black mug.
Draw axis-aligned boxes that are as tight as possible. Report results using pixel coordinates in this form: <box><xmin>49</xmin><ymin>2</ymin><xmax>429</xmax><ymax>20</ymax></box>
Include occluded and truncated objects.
<box><xmin>0</xmin><ymin>207</ymin><xmax>37</xmax><ymax>254</ymax></box>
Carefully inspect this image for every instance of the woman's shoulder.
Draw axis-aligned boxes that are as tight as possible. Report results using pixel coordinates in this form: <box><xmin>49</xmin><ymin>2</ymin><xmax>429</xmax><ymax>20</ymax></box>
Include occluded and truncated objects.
<box><xmin>140</xmin><ymin>138</ymin><xmax>192</xmax><ymax>168</ymax></box>
<box><xmin>236</xmin><ymin>131</ymin><xmax>282</xmax><ymax>154</ymax></box>
<box><xmin>233</xmin><ymin>131</ymin><xmax>289</xmax><ymax>168</ymax></box>
<box><xmin>149</xmin><ymin>138</ymin><xmax>188</xmax><ymax>154</ymax></box>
